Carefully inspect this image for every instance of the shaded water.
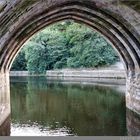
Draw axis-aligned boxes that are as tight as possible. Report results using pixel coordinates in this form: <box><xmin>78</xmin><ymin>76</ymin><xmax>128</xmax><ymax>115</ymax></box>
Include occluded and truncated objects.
<box><xmin>10</xmin><ymin>76</ymin><xmax>127</xmax><ymax>136</ymax></box>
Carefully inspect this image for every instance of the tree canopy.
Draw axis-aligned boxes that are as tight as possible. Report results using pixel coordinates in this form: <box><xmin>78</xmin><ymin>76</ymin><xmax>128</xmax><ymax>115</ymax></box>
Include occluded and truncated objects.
<box><xmin>11</xmin><ymin>20</ymin><xmax>119</xmax><ymax>74</ymax></box>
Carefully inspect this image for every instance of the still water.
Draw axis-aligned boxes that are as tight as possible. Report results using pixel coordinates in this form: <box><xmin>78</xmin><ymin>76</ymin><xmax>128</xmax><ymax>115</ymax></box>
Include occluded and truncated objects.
<box><xmin>10</xmin><ymin>76</ymin><xmax>127</xmax><ymax>136</ymax></box>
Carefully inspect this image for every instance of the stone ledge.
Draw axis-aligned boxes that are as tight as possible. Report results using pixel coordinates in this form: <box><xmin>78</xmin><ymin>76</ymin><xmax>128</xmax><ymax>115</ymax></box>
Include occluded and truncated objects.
<box><xmin>10</xmin><ymin>69</ymin><xmax>126</xmax><ymax>79</ymax></box>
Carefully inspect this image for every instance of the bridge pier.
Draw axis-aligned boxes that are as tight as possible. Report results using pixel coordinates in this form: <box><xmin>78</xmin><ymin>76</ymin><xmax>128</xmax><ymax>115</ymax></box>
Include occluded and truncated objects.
<box><xmin>126</xmin><ymin>109</ymin><xmax>140</xmax><ymax>136</ymax></box>
<box><xmin>0</xmin><ymin>72</ymin><xmax>10</xmax><ymax>135</ymax></box>
<box><xmin>126</xmin><ymin>74</ymin><xmax>140</xmax><ymax>115</ymax></box>
<box><xmin>0</xmin><ymin>115</ymin><xmax>10</xmax><ymax>136</ymax></box>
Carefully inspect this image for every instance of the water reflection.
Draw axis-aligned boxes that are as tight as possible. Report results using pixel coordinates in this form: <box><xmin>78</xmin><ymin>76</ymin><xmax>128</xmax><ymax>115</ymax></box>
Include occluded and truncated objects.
<box><xmin>8</xmin><ymin>76</ymin><xmax>139</xmax><ymax>136</ymax></box>
<box><xmin>0</xmin><ymin>76</ymin><xmax>139</xmax><ymax>136</ymax></box>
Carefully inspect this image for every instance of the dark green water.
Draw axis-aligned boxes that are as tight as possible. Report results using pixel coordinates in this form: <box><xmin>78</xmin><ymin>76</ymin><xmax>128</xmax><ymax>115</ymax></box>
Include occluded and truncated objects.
<box><xmin>10</xmin><ymin>76</ymin><xmax>127</xmax><ymax>136</ymax></box>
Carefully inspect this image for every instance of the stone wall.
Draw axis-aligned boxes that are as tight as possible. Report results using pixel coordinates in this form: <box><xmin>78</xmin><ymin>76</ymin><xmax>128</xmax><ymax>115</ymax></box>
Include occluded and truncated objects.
<box><xmin>46</xmin><ymin>69</ymin><xmax>126</xmax><ymax>79</ymax></box>
<box><xmin>0</xmin><ymin>115</ymin><xmax>10</xmax><ymax>136</ymax></box>
<box><xmin>0</xmin><ymin>72</ymin><xmax>10</xmax><ymax>129</ymax></box>
<box><xmin>126</xmin><ymin>109</ymin><xmax>140</xmax><ymax>136</ymax></box>
<box><xmin>0</xmin><ymin>0</ymin><xmax>140</xmax><ymax>73</ymax></box>
<box><xmin>10</xmin><ymin>69</ymin><xmax>126</xmax><ymax>79</ymax></box>
<box><xmin>126</xmin><ymin>75</ymin><xmax>140</xmax><ymax>115</ymax></box>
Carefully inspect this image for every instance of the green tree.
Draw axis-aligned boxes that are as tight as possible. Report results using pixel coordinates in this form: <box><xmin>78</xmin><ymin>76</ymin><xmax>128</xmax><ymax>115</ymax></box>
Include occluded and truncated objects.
<box><xmin>66</xmin><ymin>23</ymin><xmax>118</xmax><ymax>68</ymax></box>
<box><xmin>11</xmin><ymin>50</ymin><xmax>27</xmax><ymax>70</ymax></box>
<box><xmin>11</xmin><ymin>21</ymin><xmax>119</xmax><ymax>74</ymax></box>
<box><xmin>24</xmin><ymin>41</ymin><xmax>48</xmax><ymax>74</ymax></box>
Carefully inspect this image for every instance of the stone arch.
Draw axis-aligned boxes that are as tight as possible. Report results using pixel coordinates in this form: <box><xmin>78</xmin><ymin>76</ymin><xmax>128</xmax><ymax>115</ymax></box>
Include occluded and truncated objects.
<box><xmin>0</xmin><ymin>0</ymin><xmax>140</xmax><ymax>116</ymax></box>
<box><xmin>1</xmin><ymin>1</ymin><xmax>140</xmax><ymax>75</ymax></box>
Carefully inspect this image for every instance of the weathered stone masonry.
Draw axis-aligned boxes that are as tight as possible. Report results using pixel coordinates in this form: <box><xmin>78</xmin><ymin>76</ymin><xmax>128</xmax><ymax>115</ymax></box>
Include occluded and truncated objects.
<box><xmin>0</xmin><ymin>0</ymin><xmax>140</xmax><ymax>128</ymax></box>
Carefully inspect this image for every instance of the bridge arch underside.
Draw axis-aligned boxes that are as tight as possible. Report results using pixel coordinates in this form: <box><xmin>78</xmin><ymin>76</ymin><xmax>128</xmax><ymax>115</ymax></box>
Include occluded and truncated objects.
<box><xmin>0</xmin><ymin>1</ymin><xmax>140</xmax><ymax>116</ymax></box>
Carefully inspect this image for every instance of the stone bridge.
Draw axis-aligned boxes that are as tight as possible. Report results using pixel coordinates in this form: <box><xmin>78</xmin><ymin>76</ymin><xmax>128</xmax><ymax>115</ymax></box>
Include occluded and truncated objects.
<box><xmin>0</xmin><ymin>0</ymin><xmax>140</xmax><ymax>135</ymax></box>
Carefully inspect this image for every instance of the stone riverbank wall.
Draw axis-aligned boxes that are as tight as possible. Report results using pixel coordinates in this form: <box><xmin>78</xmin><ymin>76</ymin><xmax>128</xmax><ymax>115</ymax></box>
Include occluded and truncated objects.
<box><xmin>10</xmin><ymin>69</ymin><xmax>126</xmax><ymax>79</ymax></box>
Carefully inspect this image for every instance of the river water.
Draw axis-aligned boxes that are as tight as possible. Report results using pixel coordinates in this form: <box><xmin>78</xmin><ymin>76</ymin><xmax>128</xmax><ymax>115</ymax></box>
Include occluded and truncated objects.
<box><xmin>10</xmin><ymin>76</ymin><xmax>128</xmax><ymax>136</ymax></box>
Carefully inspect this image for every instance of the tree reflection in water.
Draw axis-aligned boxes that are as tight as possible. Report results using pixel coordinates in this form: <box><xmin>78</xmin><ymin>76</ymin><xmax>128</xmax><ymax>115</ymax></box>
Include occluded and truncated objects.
<box><xmin>7</xmin><ymin>76</ymin><xmax>140</xmax><ymax>136</ymax></box>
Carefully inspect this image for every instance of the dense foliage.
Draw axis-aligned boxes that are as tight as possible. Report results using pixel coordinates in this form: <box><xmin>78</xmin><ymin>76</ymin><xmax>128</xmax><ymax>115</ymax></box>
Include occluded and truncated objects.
<box><xmin>11</xmin><ymin>21</ymin><xmax>119</xmax><ymax>74</ymax></box>
<box><xmin>12</xmin><ymin>51</ymin><xmax>27</xmax><ymax>71</ymax></box>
